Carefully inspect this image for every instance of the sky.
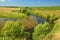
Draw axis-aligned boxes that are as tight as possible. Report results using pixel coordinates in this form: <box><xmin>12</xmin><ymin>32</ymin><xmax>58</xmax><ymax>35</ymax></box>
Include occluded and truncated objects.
<box><xmin>0</xmin><ymin>0</ymin><xmax>60</xmax><ymax>7</ymax></box>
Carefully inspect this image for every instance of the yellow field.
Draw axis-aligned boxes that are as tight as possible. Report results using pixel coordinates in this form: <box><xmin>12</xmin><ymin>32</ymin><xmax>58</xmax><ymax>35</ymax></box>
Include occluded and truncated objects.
<box><xmin>0</xmin><ymin>8</ymin><xmax>20</xmax><ymax>13</ymax></box>
<box><xmin>32</xmin><ymin>9</ymin><xmax>60</xmax><ymax>17</ymax></box>
<box><xmin>0</xmin><ymin>7</ymin><xmax>60</xmax><ymax>17</ymax></box>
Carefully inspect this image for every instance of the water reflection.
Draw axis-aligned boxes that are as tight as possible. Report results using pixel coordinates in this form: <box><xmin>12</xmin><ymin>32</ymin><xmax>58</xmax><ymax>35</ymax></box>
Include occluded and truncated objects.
<box><xmin>30</xmin><ymin>14</ymin><xmax>46</xmax><ymax>23</ymax></box>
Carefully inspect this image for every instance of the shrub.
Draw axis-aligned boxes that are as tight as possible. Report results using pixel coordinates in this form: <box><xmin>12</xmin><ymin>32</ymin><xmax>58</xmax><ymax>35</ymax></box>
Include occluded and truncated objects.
<box><xmin>33</xmin><ymin>22</ymin><xmax>51</xmax><ymax>40</ymax></box>
<box><xmin>1</xmin><ymin>20</ymin><xmax>25</xmax><ymax>39</ymax></box>
<box><xmin>45</xmin><ymin>22</ymin><xmax>60</xmax><ymax>40</ymax></box>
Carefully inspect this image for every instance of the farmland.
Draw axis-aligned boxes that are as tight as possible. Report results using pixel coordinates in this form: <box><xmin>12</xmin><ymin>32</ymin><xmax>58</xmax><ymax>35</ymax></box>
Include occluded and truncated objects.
<box><xmin>0</xmin><ymin>6</ymin><xmax>60</xmax><ymax>40</ymax></box>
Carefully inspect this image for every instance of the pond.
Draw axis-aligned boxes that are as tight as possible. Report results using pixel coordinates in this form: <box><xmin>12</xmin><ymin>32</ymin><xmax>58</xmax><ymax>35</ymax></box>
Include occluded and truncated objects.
<box><xmin>30</xmin><ymin>14</ymin><xmax>46</xmax><ymax>23</ymax></box>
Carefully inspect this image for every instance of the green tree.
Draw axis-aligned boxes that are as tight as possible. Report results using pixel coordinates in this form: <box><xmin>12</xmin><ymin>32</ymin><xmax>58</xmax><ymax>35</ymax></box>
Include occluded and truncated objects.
<box><xmin>1</xmin><ymin>20</ymin><xmax>25</xmax><ymax>39</ymax></box>
<box><xmin>33</xmin><ymin>22</ymin><xmax>51</xmax><ymax>40</ymax></box>
<box><xmin>1</xmin><ymin>20</ymin><xmax>30</xmax><ymax>40</ymax></box>
<box><xmin>18</xmin><ymin>7</ymin><xmax>31</xmax><ymax>16</ymax></box>
<box><xmin>22</xmin><ymin>8</ymin><xmax>30</xmax><ymax>16</ymax></box>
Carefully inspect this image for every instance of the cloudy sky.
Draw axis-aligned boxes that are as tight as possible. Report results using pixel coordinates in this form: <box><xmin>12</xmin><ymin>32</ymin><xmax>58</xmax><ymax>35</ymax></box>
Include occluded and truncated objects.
<box><xmin>0</xmin><ymin>0</ymin><xmax>60</xmax><ymax>6</ymax></box>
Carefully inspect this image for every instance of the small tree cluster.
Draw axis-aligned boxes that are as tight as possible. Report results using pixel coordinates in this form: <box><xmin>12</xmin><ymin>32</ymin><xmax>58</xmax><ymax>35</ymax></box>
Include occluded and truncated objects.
<box><xmin>18</xmin><ymin>7</ymin><xmax>31</xmax><ymax>16</ymax></box>
<box><xmin>1</xmin><ymin>20</ymin><xmax>30</xmax><ymax>40</ymax></box>
<box><xmin>33</xmin><ymin>22</ymin><xmax>51</xmax><ymax>40</ymax></box>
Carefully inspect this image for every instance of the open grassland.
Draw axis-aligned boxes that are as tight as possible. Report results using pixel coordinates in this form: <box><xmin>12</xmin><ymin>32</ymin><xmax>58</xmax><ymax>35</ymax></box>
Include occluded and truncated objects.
<box><xmin>0</xmin><ymin>6</ymin><xmax>60</xmax><ymax>40</ymax></box>
<box><xmin>0</xmin><ymin>8</ymin><xmax>27</xmax><ymax>18</ymax></box>
<box><xmin>32</xmin><ymin>8</ymin><xmax>60</xmax><ymax>17</ymax></box>
<box><xmin>0</xmin><ymin>7</ymin><xmax>60</xmax><ymax>18</ymax></box>
<box><xmin>0</xmin><ymin>8</ymin><xmax>20</xmax><ymax>13</ymax></box>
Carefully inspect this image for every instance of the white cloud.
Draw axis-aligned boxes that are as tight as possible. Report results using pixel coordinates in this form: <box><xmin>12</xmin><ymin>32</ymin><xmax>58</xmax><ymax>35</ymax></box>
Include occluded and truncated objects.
<box><xmin>0</xmin><ymin>0</ymin><xmax>5</xmax><ymax>2</ymax></box>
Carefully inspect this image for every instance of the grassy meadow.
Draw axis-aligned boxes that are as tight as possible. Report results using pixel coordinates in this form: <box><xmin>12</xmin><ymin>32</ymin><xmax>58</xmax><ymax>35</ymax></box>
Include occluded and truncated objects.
<box><xmin>0</xmin><ymin>6</ymin><xmax>60</xmax><ymax>40</ymax></box>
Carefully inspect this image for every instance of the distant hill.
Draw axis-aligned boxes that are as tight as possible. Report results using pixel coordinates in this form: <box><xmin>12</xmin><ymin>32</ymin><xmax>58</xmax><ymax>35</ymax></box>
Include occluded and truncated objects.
<box><xmin>0</xmin><ymin>6</ymin><xmax>60</xmax><ymax>10</ymax></box>
<box><xmin>0</xmin><ymin>6</ymin><xmax>19</xmax><ymax>8</ymax></box>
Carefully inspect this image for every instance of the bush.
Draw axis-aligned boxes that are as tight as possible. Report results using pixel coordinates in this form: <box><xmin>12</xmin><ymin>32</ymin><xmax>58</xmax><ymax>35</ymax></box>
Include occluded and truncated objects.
<box><xmin>1</xmin><ymin>20</ymin><xmax>25</xmax><ymax>39</ymax></box>
<box><xmin>33</xmin><ymin>22</ymin><xmax>51</xmax><ymax>40</ymax></box>
<box><xmin>45</xmin><ymin>22</ymin><xmax>60</xmax><ymax>40</ymax></box>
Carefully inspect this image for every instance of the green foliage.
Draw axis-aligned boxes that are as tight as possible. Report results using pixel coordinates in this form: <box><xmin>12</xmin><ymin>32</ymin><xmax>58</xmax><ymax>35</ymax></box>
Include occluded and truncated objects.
<box><xmin>1</xmin><ymin>20</ymin><xmax>25</xmax><ymax>39</ymax></box>
<box><xmin>33</xmin><ymin>22</ymin><xmax>51</xmax><ymax>40</ymax></box>
<box><xmin>45</xmin><ymin>22</ymin><xmax>60</xmax><ymax>40</ymax></box>
<box><xmin>22</xmin><ymin>9</ymin><xmax>30</xmax><ymax>16</ymax></box>
<box><xmin>50</xmin><ymin>22</ymin><xmax>60</xmax><ymax>35</ymax></box>
<box><xmin>0</xmin><ymin>12</ymin><xmax>27</xmax><ymax>18</ymax></box>
<box><xmin>0</xmin><ymin>37</ymin><xmax>12</xmax><ymax>40</ymax></box>
<box><xmin>0</xmin><ymin>36</ymin><xmax>29</xmax><ymax>40</ymax></box>
<box><xmin>18</xmin><ymin>7</ymin><xmax>31</xmax><ymax>16</ymax></box>
<box><xmin>1</xmin><ymin>19</ymin><xmax>30</xmax><ymax>40</ymax></box>
<box><xmin>18</xmin><ymin>9</ymin><xmax>23</xmax><ymax>13</ymax></box>
<box><xmin>49</xmin><ymin>13</ymin><xmax>56</xmax><ymax>21</ymax></box>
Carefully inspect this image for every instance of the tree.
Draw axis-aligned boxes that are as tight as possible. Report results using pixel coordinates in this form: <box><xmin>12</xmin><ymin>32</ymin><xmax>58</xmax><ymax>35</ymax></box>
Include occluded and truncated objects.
<box><xmin>33</xmin><ymin>22</ymin><xmax>51</xmax><ymax>40</ymax></box>
<box><xmin>18</xmin><ymin>7</ymin><xmax>31</xmax><ymax>16</ymax></box>
<box><xmin>1</xmin><ymin>20</ymin><xmax>25</xmax><ymax>39</ymax></box>
<box><xmin>22</xmin><ymin>7</ymin><xmax>31</xmax><ymax>16</ymax></box>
